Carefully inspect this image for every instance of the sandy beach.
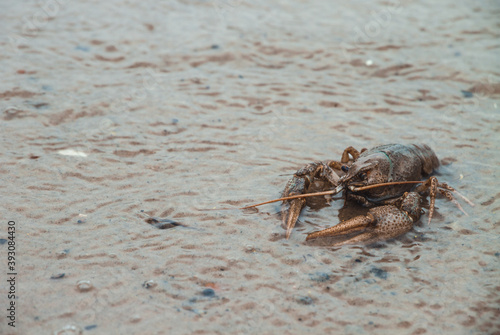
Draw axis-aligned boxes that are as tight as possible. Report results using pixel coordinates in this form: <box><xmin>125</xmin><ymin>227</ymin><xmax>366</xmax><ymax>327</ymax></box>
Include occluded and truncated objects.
<box><xmin>1</xmin><ymin>0</ymin><xmax>499</xmax><ymax>334</ymax></box>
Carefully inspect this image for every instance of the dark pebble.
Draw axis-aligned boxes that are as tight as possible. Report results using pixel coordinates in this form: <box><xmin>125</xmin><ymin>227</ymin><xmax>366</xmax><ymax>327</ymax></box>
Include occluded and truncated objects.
<box><xmin>238</xmin><ymin>75</ymin><xmax>244</xmax><ymax>79</ymax></box>
<box><xmin>142</xmin><ymin>280</ymin><xmax>157</xmax><ymax>289</ymax></box>
<box><xmin>50</xmin><ymin>273</ymin><xmax>65</xmax><ymax>280</ymax></box>
<box><xmin>77</xmin><ymin>219</ymin><xmax>85</xmax><ymax>224</ymax></box>
<box><xmin>201</xmin><ymin>288</ymin><xmax>215</xmax><ymax>297</ymax></box>
<box><xmin>309</xmin><ymin>272</ymin><xmax>330</xmax><ymax>282</ymax></box>
<box><xmin>0</xmin><ymin>239</ymin><xmax>7</xmax><ymax>245</ymax></box>
<box><xmin>355</xmin><ymin>258</ymin><xmax>362</xmax><ymax>263</ymax></box>
<box><xmin>172</xmin><ymin>118</ymin><xmax>179</xmax><ymax>124</ymax></box>
<box><xmin>370</xmin><ymin>267</ymin><xmax>388</xmax><ymax>280</ymax></box>
<box><xmin>33</xmin><ymin>102</ymin><xmax>49</xmax><ymax>109</ymax></box>
<box><xmin>84</xmin><ymin>325</ymin><xmax>98</xmax><ymax>331</ymax></box>
<box><xmin>145</xmin><ymin>217</ymin><xmax>183</xmax><ymax>229</ymax></box>
<box><xmin>211</xmin><ymin>44</ymin><xmax>219</xmax><ymax>49</ymax></box>
<box><xmin>461</xmin><ymin>90</ymin><xmax>473</xmax><ymax>98</ymax></box>
<box><xmin>75</xmin><ymin>45</ymin><xmax>90</xmax><ymax>52</ymax></box>
<box><xmin>296</xmin><ymin>295</ymin><xmax>313</xmax><ymax>305</ymax></box>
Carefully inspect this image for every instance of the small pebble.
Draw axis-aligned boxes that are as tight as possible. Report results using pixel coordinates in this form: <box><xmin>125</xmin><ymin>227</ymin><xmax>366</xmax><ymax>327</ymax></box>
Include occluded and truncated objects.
<box><xmin>130</xmin><ymin>315</ymin><xmax>141</xmax><ymax>323</ymax></box>
<box><xmin>461</xmin><ymin>90</ymin><xmax>473</xmax><ymax>98</ymax></box>
<box><xmin>75</xmin><ymin>45</ymin><xmax>90</xmax><ymax>52</ymax></box>
<box><xmin>84</xmin><ymin>325</ymin><xmax>97</xmax><ymax>331</ymax></box>
<box><xmin>296</xmin><ymin>295</ymin><xmax>313</xmax><ymax>305</ymax></box>
<box><xmin>142</xmin><ymin>280</ymin><xmax>157</xmax><ymax>289</ymax></box>
<box><xmin>76</xmin><ymin>280</ymin><xmax>93</xmax><ymax>292</ymax></box>
<box><xmin>50</xmin><ymin>273</ymin><xmax>65</xmax><ymax>280</ymax></box>
<box><xmin>57</xmin><ymin>250</ymin><xmax>69</xmax><ymax>259</ymax></box>
<box><xmin>201</xmin><ymin>288</ymin><xmax>215</xmax><ymax>297</ymax></box>
<box><xmin>370</xmin><ymin>267</ymin><xmax>388</xmax><ymax>280</ymax></box>
<box><xmin>309</xmin><ymin>272</ymin><xmax>330</xmax><ymax>282</ymax></box>
<box><xmin>53</xmin><ymin>324</ymin><xmax>82</xmax><ymax>335</ymax></box>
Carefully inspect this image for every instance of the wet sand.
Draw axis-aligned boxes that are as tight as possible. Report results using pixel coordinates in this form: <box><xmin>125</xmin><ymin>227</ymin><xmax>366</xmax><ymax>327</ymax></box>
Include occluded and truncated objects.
<box><xmin>1</xmin><ymin>0</ymin><xmax>500</xmax><ymax>334</ymax></box>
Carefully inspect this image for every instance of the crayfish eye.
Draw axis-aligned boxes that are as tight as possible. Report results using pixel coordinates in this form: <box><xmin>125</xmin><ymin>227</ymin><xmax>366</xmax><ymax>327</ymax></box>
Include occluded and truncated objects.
<box><xmin>341</xmin><ymin>165</ymin><xmax>349</xmax><ymax>173</ymax></box>
<box><xmin>359</xmin><ymin>172</ymin><xmax>367</xmax><ymax>180</ymax></box>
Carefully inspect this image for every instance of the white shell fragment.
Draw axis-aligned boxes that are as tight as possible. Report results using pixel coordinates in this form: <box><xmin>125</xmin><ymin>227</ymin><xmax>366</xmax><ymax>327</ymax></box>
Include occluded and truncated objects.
<box><xmin>57</xmin><ymin>149</ymin><xmax>88</xmax><ymax>157</ymax></box>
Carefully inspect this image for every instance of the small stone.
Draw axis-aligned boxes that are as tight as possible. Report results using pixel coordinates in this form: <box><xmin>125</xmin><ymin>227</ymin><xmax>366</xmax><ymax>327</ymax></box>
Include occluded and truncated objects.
<box><xmin>53</xmin><ymin>324</ymin><xmax>82</xmax><ymax>335</ymax></box>
<box><xmin>309</xmin><ymin>272</ymin><xmax>330</xmax><ymax>282</ymax></box>
<box><xmin>57</xmin><ymin>250</ymin><xmax>69</xmax><ymax>259</ymax></box>
<box><xmin>201</xmin><ymin>288</ymin><xmax>215</xmax><ymax>297</ymax></box>
<box><xmin>370</xmin><ymin>267</ymin><xmax>388</xmax><ymax>280</ymax></box>
<box><xmin>296</xmin><ymin>295</ymin><xmax>313</xmax><ymax>305</ymax></box>
<box><xmin>75</xmin><ymin>45</ymin><xmax>90</xmax><ymax>52</ymax></box>
<box><xmin>50</xmin><ymin>273</ymin><xmax>65</xmax><ymax>280</ymax></box>
<box><xmin>84</xmin><ymin>325</ymin><xmax>97</xmax><ymax>331</ymax></box>
<box><xmin>76</xmin><ymin>280</ymin><xmax>93</xmax><ymax>292</ymax></box>
<box><xmin>130</xmin><ymin>315</ymin><xmax>141</xmax><ymax>323</ymax></box>
<box><xmin>461</xmin><ymin>90</ymin><xmax>473</xmax><ymax>98</ymax></box>
<box><xmin>142</xmin><ymin>280</ymin><xmax>157</xmax><ymax>289</ymax></box>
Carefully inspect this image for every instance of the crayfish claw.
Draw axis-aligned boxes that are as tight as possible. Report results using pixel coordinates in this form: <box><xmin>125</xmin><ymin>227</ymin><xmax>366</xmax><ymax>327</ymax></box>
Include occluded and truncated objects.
<box><xmin>281</xmin><ymin>176</ymin><xmax>308</xmax><ymax>239</ymax></box>
<box><xmin>306</xmin><ymin>214</ymin><xmax>373</xmax><ymax>241</ymax></box>
<box><xmin>283</xmin><ymin>198</ymin><xmax>306</xmax><ymax>239</ymax></box>
<box><xmin>281</xmin><ymin>161</ymin><xmax>344</xmax><ymax>239</ymax></box>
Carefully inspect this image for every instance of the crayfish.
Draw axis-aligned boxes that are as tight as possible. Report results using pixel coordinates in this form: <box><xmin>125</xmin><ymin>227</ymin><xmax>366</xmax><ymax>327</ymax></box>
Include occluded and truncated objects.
<box><xmin>243</xmin><ymin>144</ymin><xmax>473</xmax><ymax>246</ymax></box>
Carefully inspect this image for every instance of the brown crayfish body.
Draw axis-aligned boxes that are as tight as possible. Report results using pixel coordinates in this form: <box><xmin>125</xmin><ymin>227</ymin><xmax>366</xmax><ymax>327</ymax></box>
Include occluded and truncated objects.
<box><xmin>278</xmin><ymin>143</ymin><xmax>471</xmax><ymax>245</ymax></box>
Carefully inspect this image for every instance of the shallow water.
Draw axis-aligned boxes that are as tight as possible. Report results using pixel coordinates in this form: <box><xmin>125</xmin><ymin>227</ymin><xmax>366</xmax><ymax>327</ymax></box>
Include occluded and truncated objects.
<box><xmin>1</xmin><ymin>0</ymin><xmax>499</xmax><ymax>334</ymax></box>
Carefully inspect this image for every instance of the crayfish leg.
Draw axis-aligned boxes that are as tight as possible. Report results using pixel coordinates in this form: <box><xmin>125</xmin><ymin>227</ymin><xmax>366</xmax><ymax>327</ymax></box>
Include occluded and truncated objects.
<box><xmin>340</xmin><ymin>146</ymin><xmax>363</xmax><ymax>166</ymax></box>
<box><xmin>415</xmin><ymin>176</ymin><xmax>438</xmax><ymax>224</ymax></box>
